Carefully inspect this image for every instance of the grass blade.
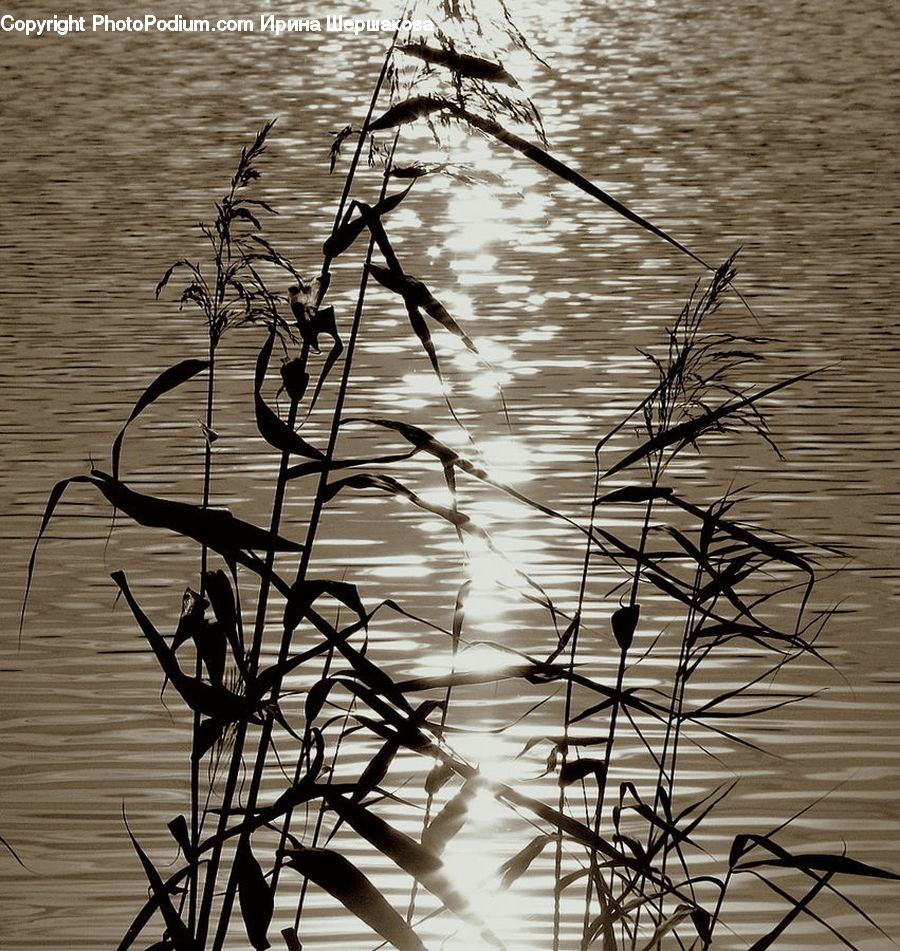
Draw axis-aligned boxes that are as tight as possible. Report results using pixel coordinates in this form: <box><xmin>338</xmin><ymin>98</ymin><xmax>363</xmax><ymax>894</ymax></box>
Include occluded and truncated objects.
<box><xmin>111</xmin><ymin>359</ymin><xmax>210</xmax><ymax>480</ymax></box>
<box><xmin>397</xmin><ymin>42</ymin><xmax>517</xmax><ymax>85</ymax></box>
<box><xmin>235</xmin><ymin>838</ymin><xmax>274</xmax><ymax>951</ymax></box>
<box><xmin>279</xmin><ymin>847</ymin><xmax>427</xmax><ymax>951</ymax></box>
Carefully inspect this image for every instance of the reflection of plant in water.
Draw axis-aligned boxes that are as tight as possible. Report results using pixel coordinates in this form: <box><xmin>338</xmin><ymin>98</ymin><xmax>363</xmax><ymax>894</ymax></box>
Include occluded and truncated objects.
<box><xmin>21</xmin><ymin>5</ymin><xmax>899</xmax><ymax>950</ymax></box>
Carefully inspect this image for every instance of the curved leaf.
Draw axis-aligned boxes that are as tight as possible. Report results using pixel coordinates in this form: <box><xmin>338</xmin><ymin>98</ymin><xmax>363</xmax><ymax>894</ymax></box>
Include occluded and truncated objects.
<box><xmin>366</xmin><ymin>95</ymin><xmax>448</xmax><ymax>132</ymax></box>
<box><xmin>279</xmin><ymin>847</ymin><xmax>427</xmax><ymax>951</ymax></box>
<box><xmin>254</xmin><ymin>335</ymin><xmax>323</xmax><ymax>460</ymax></box>
<box><xmin>112</xmin><ymin>359</ymin><xmax>210</xmax><ymax>480</ymax></box>
<box><xmin>397</xmin><ymin>42</ymin><xmax>517</xmax><ymax>85</ymax></box>
<box><xmin>235</xmin><ymin>838</ymin><xmax>274</xmax><ymax>951</ymax></box>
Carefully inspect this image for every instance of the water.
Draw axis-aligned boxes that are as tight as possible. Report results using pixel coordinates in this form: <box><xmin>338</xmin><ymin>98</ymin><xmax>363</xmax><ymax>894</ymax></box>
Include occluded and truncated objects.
<box><xmin>1</xmin><ymin>0</ymin><xmax>898</xmax><ymax>948</ymax></box>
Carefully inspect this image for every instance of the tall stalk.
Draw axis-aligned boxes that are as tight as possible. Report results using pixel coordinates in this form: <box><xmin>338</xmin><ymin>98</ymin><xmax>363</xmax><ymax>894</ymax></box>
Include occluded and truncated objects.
<box><xmin>201</xmin><ymin>37</ymin><xmax>402</xmax><ymax>949</ymax></box>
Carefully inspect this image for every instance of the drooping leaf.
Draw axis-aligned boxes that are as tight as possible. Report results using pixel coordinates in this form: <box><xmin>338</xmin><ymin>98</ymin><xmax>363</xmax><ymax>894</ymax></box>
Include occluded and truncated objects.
<box><xmin>111</xmin><ymin>359</ymin><xmax>210</xmax><ymax>480</ymax></box>
<box><xmin>397</xmin><ymin>42</ymin><xmax>518</xmax><ymax>85</ymax></box>
<box><xmin>235</xmin><ymin>837</ymin><xmax>274</xmax><ymax>951</ymax></box>
<box><xmin>366</xmin><ymin>95</ymin><xmax>449</xmax><ymax>132</ymax></box>
<box><xmin>254</xmin><ymin>334</ymin><xmax>323</xmax><ymax>460</ymax></box>
<box><xmin>421</xmin><ymin>778</ymin><xmax>478</xmax><ymax>854</ymax></box>
<box><xmin>112</xmin><ymin>571</ymin><xmax>250</xmax><ymax>723</ymax></box>
<box><xmin>296</xmin><ymin>304</ymin><xmax>344</xmax><ymax>412</ymax></box>
<box><xmin>323</xmin><ymin>187</ymin><xmax>412</xmax><ymax>259</ymax></box>
<box><xmin>323</xmin><ymin>472</ymin><xmax>477</xmax><ymax>537</ymax></box>
<box><xmin>279</xmin><ymin>847</ymin><xmax>427</xmax><ymax>951</ymax></box>
<box><xmin>203</xmin><ymin>569</ymin><xmax>244</xmax><ymax>670</ymax></box>
<box><xmin>21</xmin><ymin>475</ymin><xmax>96</xmax><ymax>636</ymax></box>
<box><xmin>498</xmin><ymin>834</ymin><xmax>557</xmax><ymax>890</ymax></box>
<box><xmin>283</xmin><ymin>578</ymin><xmax>368</xmax><ymax>634</ymax></box>
<box><xmin>368</xmin><ymin>263</ymin><xmax>479</xmax><ymax>353</ymax></box>
<box><xmin>447</xmin><ymin>103</ymin><xmax>709</xmax><ymax>267</ymax></box>
<box><xmin>494</xmin><ymin>783</ymin><xmax>641</xmax><ymax>873</ymax></box>
<box><xmin>123</xmin><ymin>812</ymin><xmax>198</xmax><ymax>951</ymax></box>
<box><xmin>88</xmin><ymin>470</ymin><xmax>304</xmax><ymax>557</ymax></box>
<box><xmin>559</xmin><ymin>757</ymin><xmax>607</xmax><ymax>788</ymax></box>
<box><xmin>324</xmin><ymin>792</ymin><xmax>501</xmax><ymax>946</ymax></box>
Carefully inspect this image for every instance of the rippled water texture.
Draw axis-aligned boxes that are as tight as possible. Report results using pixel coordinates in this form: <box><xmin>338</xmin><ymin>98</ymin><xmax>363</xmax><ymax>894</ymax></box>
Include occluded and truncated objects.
<box><xmin>1</xmin><ymin>0</ymin><xmax>898</xmax><ymax>948</ymax></box>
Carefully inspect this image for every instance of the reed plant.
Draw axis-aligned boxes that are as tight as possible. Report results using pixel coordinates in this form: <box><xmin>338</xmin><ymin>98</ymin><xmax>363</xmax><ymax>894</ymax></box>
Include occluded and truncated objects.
<box><xmin>20</xmin><ymin>5</ymin><xmax>898</xmax><ymax>950</ymax></box>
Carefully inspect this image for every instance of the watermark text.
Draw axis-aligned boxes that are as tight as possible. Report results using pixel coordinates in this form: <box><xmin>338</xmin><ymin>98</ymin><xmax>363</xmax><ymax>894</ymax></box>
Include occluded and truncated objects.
<box><xmin>0</xmin><ymin>12</ymin><xmax>435</xmax><ymax>36</ymax></box>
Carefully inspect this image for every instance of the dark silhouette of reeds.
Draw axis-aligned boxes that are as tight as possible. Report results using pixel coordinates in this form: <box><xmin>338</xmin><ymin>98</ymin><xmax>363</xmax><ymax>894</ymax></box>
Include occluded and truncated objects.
<box><xmin>20</xmin><ymin>8</ymin><xmax>899</xmax><ymax>951</ymax></box>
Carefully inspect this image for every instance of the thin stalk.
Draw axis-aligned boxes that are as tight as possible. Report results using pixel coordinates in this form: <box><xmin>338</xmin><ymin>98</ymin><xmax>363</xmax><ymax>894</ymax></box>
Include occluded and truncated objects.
<box><xmin>209</xmin><ymin>229</ymin><xmax>376</xmax><ymax>951</ymax></box>
<box><xmin>553</xmin><ymin>454</ymin><xmax>602</xmax><ymax>951</ymax></box>
<box><xmin>198</xmin><ymin>32</ymin><xmax>398</xmax><ymax>945</ymax></box>
<box><xmin>580</xmin><ymin>467</ymin><xmax>659</xmax><ymax>948</ymax></box>
<box><xmin>208</xmin><ymin>117</ymin><xmax>402</xmax><ymax>951</ymax></box>
<box><xmin>188</xmin><ymin>344</ymin><xmax>216</xmax><ymax>933</ymax></box>
<box><xmin>194</xmin><ymin>337</ymin><xmax>307</xmax><ymax>946</ymax></box>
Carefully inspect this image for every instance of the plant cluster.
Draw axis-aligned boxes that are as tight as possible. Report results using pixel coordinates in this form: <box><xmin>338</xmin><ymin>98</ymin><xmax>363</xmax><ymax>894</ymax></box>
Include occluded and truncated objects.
<box><xmin>21</xmin><ymin>7</ymin><xmax>898</xmax><ymax>951</ymax></box>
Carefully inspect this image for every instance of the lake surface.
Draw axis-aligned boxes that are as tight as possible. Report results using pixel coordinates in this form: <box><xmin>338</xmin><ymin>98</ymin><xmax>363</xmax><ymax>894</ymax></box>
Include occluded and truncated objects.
<box><xmin>1</xmin><ymin>0</ymin><xmax>899</xmax><ymax>948</ymax></box>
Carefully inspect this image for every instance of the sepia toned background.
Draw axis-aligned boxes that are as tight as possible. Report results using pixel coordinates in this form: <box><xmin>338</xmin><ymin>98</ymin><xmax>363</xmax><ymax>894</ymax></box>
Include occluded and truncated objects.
<box><xmin>1</xmin><ymin>0</ymin><xmax>898</xmax><ymax>947</ymax></box>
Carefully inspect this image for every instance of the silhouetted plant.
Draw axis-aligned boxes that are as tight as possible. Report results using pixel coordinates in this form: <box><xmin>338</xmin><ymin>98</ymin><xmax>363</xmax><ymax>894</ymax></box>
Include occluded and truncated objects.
<box><xmin>21</xmin><ymin>6</ymin><xmax>899</xmax><ymax>951</ymax></box>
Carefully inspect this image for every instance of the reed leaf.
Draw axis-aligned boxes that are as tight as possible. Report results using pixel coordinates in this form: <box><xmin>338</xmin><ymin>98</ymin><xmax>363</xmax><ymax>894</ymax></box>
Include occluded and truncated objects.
<box><xmin>346</xmin><ymin>705</ymin><xmax>439</xmax><ymax>809</ymax></box>
<box><xmin>450</xmin><ymin>104</ymin><xmax>709</xmax><ymax>268</ymax></box>
<box><xmin>494</xmin><ymin>784</ymin><xmax>642</xmax><ymax>874</ymax></box>
<box><xmin>203</xmin><ymin>569</ymin><xmax>243</xmax><ymax>669</ymax></box>
<box><xmin>123</xmin><ymin>813</ymin><xmax>198</xmax><ymax>951</ymax></box>
<box><xmin>593</xmin><ymin>486</ymin><xmax>673</xmax><ymax>506</ymax></box>
<box><xmin>420</xmin><ymin>777</ymin><xmax>478</xmax><ymax>855</ymax></box>
<box><xmin>283</xmin><ymin>578</ymin><xmax>368</xmax><ymax>634</ymax></box>
<box><xmin>279</xmin><ymin>847</ymin><xmax>428</xmax><ymax>951</ymax></box>
<box><xmin>601</xmin><ymin>370</ymin><xmax>819</xmax><ymax>479</ymax></box>
<box><xmin>323</xmin><ymin>187</ymin><xmax>412</xmax><ymax>258</ymax></box>
<box><xmin>366</xmin><ymin>95</ymin><xmax>448</xmax><ymax>132</ymax></box>
<box><xmin>254</xmin><ymin>334</ymin><xmax>323</xmax><ymax>460</ymax></box>
<box><xmin>235</xmin><ymin>838</ymin><xmax>274</xmax><ymax>951</ymax></box>
<box><xmin>111</xmin><ymin>359</ymin><xmax>210</xmax><ymax>480</ymax></box>
<box><xmin>367</xmin><ymin>263</ymin><xmax>479</xmax><ymax>353</ymax></box>
<box><xmin>324</xmin><ymin>792</ymin><xmax>443</xmax><ymax>877</ymax></box>
<box><xmin>746</xmin><ymin>873</ymin><xmax>834</xmax><ymax>951</ymax></box>
<box><xmin>325</xmin><ymin>790</ymin><xmax>502</xmax><ymax>946</ymax></box>
<box><xmin>87</xmin><ymin>470</ymin><xmax>304</xmax><ymax>557</ymax></box>
<box><xmin>637</xmin><ymin>903</ymin><xmax>698</xmax><ymax>951</ymax></box>
<box><xmin>737</xmin><ymin>852</ymin><xmax>900</xmax><ymax>880</ymax></box>
<box><xmin>498</xmin><ymin>834</ymin><xmax>557</xmax><ymax>890</ymax></box>
<box><xmin>558</xmin><ymin>757</ymin><xmax>607</xmax><ymax>788</ymax></box>
<box><xmin>397</xmin><ymin>42</ymin><xmax>517</xmax><ymax>85</ymax></box>
<box><xmin>112</xmin><ymin>571</ymin><xmax>251</xmax><ymax>722</ymax></box>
